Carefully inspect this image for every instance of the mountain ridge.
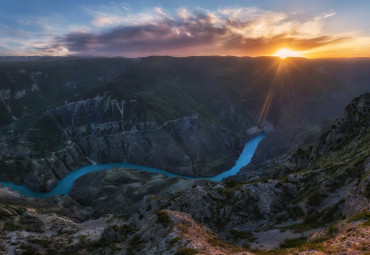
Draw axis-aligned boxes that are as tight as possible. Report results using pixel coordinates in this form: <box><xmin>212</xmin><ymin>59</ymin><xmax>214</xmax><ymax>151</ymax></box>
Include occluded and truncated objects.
<box><xmin>0</xmin><ymin>92</ymin><xmax>368</xmax><ymax>254</ymax></box>
<box><xmin>0</xmin><ymin>57</ymin><xmax>369</xmax><ymax>193</ymax></box>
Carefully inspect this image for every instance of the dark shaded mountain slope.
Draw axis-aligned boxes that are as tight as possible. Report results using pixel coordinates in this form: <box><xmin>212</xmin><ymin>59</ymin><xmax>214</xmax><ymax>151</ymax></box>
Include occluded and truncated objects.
<box><xmin>0</xmin><ymin>57</ymin><xmax>369</xmax><ymax>192</ymax></box>
<box><xmin>0</xmin><ymin>93</ymin><xmax>368</xmax><ymax>255</ymax></box>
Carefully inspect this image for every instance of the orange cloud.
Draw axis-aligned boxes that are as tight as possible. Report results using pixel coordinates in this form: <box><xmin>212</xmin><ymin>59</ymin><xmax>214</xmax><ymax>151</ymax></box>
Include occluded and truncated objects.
<box><xmin>39</xmin><ymin>7</ymin><xmax>366</xmax><ymax>58</ymax></box>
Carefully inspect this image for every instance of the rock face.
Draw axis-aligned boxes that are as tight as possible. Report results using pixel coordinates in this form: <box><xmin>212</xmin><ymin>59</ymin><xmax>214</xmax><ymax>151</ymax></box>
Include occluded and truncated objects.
<box><xmin>0</xmin><ymin>57</ymin><xmax>136</xmax><ymax>125</ymax></box>
<box><xmin>124</xmin><ymin>93</ymin><xmax>369</xmax><ymax>250</ymax></box>
<box><xmin>0</xmin><ymin>90</ymin><xmax>369</xmax><ymax>254</ymax></box>
<box><xmin>1</xmin><ymin>57</ymin><xmax>370</xmax><ymax>192</ymax></box>
<box><xmin>310</xmin><ymin>93</ymin><xmax>370</xmax><ymax>157</ymax></box>
<box><xmin>70</xmin><ymin>168</ymin><xmax>207</xmax><ymax>216</ymax></box>
<box><xmin>283</xmin><ymin>93</ymin><xmax>370</xmax><ymax>173</ymax></box>
<box><xmin>49</xmin><ymin>95</ymin><xmax>243</xmax><ymax>177</ymax></box>
<box><xmin>0</xmin><ymin>93</ymin><xmax>246</xmax><ymax>192</ymax></box>
<box><xmin>49</xmin><ymin>93</ymin><xmax>369</xmax><ymax>253</ymax></box>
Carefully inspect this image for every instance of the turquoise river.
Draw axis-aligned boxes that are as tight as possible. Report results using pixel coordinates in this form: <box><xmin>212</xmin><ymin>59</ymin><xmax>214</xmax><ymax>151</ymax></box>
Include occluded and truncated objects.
<box><xmin>0</xmin><ymin>134</ymin><xmax>265</xmax><ymax>197</ymax></box>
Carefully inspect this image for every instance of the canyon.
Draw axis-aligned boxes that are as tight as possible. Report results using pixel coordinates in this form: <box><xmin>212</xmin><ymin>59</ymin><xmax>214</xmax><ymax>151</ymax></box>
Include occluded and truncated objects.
<box><xmin>0</xmin><ymin>56</ymin><xmax>369</xmax><ymax>254</ymax></box>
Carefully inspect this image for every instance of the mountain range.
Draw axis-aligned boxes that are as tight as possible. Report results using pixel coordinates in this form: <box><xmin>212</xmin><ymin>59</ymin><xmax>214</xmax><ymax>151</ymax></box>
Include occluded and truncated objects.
<box><xmin>0</xmin><ymin>56</ymin><xmax>369</xmax><ymax>254</ymax></box>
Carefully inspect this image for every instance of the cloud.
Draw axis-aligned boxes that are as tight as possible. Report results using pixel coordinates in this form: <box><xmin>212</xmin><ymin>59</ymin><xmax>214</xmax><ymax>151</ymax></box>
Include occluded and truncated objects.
<box><xmin>87</xmin><ymin>7</ymin><xmax>165</xmax><ymax>27</ymax></box>
<box><xmin>40</xmin><ymin>7</ymin><xmax>348</xmax><ymax>57</ymax></box>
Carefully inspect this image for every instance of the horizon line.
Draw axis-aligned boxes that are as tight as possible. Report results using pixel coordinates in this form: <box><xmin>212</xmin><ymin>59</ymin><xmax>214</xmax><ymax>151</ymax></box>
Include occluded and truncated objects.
<box><xmin>1</xmin><ymin>55</ymin><xmax>370</xmax><ymax>60</ymax></box>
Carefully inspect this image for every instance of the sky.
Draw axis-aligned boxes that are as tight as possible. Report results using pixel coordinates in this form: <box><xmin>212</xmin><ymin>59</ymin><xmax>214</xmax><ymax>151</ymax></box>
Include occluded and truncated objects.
<box><xmin>1</xmin><ymin>0</ymin><xmax>370</xmax><ymax>58</ymax></box>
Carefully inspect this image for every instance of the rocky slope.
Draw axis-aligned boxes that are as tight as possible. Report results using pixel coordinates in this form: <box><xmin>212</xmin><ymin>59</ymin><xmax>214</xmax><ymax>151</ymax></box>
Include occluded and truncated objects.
<box><xmin>70</xmin><ymin>168</ymin><xmax>208</xmax><ymax>216</ymax></box>
<box><xmin>86</xmin><ymin>93</ymin><xmax>369</xmax><ymax>249</ymax></box>
<box><xmin>1</xmin><ymin>57</ymin><xmax>370</xmax><ymax>192</ymax></box>
<box><xmin>0</xmin><ymin>57</ymin><xmax>136</xmax><ymax>125</ymax></box>
<box><xmin>0</xmin><ymin>93</ymin><xmax>369</xmax><ymax>254</ymax></box>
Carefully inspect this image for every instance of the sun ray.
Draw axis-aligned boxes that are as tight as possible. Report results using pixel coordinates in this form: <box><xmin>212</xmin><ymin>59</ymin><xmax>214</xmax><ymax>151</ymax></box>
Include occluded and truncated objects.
<box><xmin>273</xmin><ymin>48</ymin><xmax>303</xmax><ymax>59</ymax></box>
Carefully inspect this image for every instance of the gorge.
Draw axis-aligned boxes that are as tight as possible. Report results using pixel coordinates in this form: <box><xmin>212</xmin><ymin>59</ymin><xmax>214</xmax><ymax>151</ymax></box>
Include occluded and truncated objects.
<box><xmin>0</xmin><ymin>56</ymin><xmax>369</xmax><ymax>254</ymax></box>
<box><xmin>0</xmin><ymin>134</ymin><xmax>265</xmax><ymax>197</ymax></box>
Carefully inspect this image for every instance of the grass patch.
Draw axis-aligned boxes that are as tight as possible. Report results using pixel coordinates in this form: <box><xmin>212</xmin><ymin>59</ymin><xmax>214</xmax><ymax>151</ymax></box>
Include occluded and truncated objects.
<box><xmin>29</xmin><ymin>238</ymin><xmax>50</xmax><ymax>247</ymax></box>
<box><xmin>174</xmin><ymin>248</ymin><xmax>199</xmax><ymax>255</ymax></box>
<box><xmin>364</xmin><ymin>183</ymin><xmax>370</xmax><ymax>199</ymax></box>
<box><xmin>326</xmin><ymin>224</ymin><xmax>339</xmax><ymax>236</ymax></box>
<box><xmin>3</xmin><ymin>220</ymin><xmax>21</xmax><ymax>231</ymax></box>
<box><xmin>126</xmin><ymin>235</ymin><xmax>142</xmax><ymax>255</ymax></box>
<box><xmin>280</xmin><ymin>237</ymin><xmax>307</xmax><ymax>248</ymax></box>
<box><xmin>289</xmin><ymin>202</ymin><xmax>344</xmax><ymax>233</ymax></box>
<box><xmin>288</xmin><ymin>205</ymin><xmax>304</xmax><ymax>218</ymax></box>
<box><xmin>224</xmin><ymin>180</ymin><xmax>244</xmax><ymax>195</ymax></box>
<box><xmin>306</xmin><ymin>190</ymin><xmax>323</xmax><ymax>207</ymax></box>
<box><xmin>228</xmin><ymin>229</ymin><xmax>256</xmax><ymax>242</ymax></box>
<box><xmin>155</xmin><ymin>210</ymin><xmax>171</xmax><ymax>227</ymax></box>
<box><xmin>347</xmin><ymin>210</ymin><xmax>370</xmax><ymax>226</ymax></box>
<box><xmin>169</xmin><ymin>237</ymin><xmax>181</xmax><ymax>248</ymax></box>
<box><xmin>19</xmin><ymin>244</ymin><xmax>41</xmax><ymax>255</ymax></box>
<box><xmin>207</xmin><ymin>236</ymin><xmax>245</xmax><ymax>252</ymax></box>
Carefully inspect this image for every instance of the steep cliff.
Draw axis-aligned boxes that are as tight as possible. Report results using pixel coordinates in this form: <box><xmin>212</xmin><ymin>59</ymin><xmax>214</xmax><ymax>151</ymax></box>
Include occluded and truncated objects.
<box><xmin>0</xmin><ymin>90</ymin><xmax>369</xmax><ymax>254</ymax></box>
<box><xmin>60</xmin><ymin>93</ymin><xmax>369</xmax><ymax>253</ymax></box>
<box><xmin>1</xmin><ymin>57</ymin><xmax>370</xmax><ymax>192</ymax></box>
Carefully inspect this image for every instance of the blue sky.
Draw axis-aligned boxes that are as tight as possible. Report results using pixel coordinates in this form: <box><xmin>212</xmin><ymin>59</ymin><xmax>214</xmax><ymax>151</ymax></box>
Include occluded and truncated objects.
<box><xmin>1</xmin><ymin>0</ymin><xmax>369</xmax><ymax>57</ymax></box>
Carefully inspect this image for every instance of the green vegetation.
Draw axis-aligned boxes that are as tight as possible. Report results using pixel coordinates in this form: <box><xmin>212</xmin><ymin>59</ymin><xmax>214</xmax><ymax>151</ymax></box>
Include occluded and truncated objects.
<box><xmin>29</xmin><ymin>238</ymin><xmax>51</xmax><ymax>248</ymax></box>
<box><xmin>169</xmin><ymin>237</ymin><xmax>181</xmax><ymax>248</ymax></box>
<box><xmin>3</xmin><ymin>220</ymin><xmax>21</xmax><ymax>231</ymax></box>
<box><xmin>313</xmin><ymin>131</ymin><xmax>370</xmax><ymax>172</ymax></box>
<box><xmin>113</xmin><ymin>224</ymin><xmax>136</xmax><ymax>236</ymax></box>
<box><xmin>0</xmin><ymin>57</ymin><xmax>135</xmax><ymax>120</ymax></box>
<box><xmin>228</xmin><ymin>229</ymin><xmax>256</xmax><ymax>242</ymax></box>
<box><xmin>288</xmin><ymin>203</ymin><xmax>344</xmax><ymax>233</ymax></box>
<box><xmin>77</xmin><ymin>234</ymin><xmax>87</xmax><ymax>244</ymax></box>
<box><xmin>306</xmin><ymin>190</ymin><xmax>323</xmax><ymax>206</ymax></box>
<box><xmin>224</xmin><ymin>180</ymin><xmax>244</xmax><ymax>194</ymax></box>
<box><xmin>326</xmin><ymin>224</ymin><xmax>339</xmax><ymax>236</ymax></box>
<box><xmin>174</xmin><ymin>248</ymin><xmax>199</xmax><ymax>255</ymax></box>
<box><xmin>364</xmin><ymin>183</ymin><xmax>370</xmax><ymax>199</ymax></box>
<box><xmin>207</xmin><ymin>236</ymin><xmax>246</xmax><ymax>253</ymax></box>
<box><xmin>287</xmin><ymin>205</ymin><xmax>304</xmax><ymax>218</ymax></box>
<box><xmin>198</xmin><ymin>153</ymin><xmax>235</xmax><ymax>177</ymax></box>
<box><xmin>155</xmin><ymin>210</ymin><xmax>171</xmax><ymax>227</ymax></box>
<box><xmin>347</xmin><ymin>210</ymin><xmax>370</xmax><ymax>226</ymax></box>
<box><xmin>126</xmin><ymin>235</ymin><xmax>142</xmax><ymax>255</ymax></box>
<box><xmin>27</xmin><ymin>116</ymin><xmax>65</xmax><ymax>157</ymax></box>
<box><xmin>279</xmin><ymin>237</ymin><xmax>307</xmax><ymax>248</ymax></box>
<box><xmin>18</xmin><ymin>244</ymin><xmax>41</xmax><ymax>255</ymax></box>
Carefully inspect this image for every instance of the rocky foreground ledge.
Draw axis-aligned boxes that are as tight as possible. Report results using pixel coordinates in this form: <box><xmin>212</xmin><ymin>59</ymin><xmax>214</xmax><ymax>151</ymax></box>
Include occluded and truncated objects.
<box><xmin>0</xmin><ymin>93</ymin><xmax>369</xmax><ymax>254</ymax></box>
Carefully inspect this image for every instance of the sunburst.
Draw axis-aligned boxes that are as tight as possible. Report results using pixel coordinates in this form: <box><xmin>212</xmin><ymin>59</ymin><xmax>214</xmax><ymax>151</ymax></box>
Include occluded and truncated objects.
<box><xmin>273</xmin><ymin>48</ymin><xmax>303</xmax><ymax>59</ymax></box>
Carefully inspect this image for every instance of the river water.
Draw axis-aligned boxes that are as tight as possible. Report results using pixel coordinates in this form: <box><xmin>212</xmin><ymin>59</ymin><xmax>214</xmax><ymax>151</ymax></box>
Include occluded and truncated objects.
<box><xmin>0</xmin><ymin>134</ymin><xmax>265</xmax><ymax>197</ymax></box>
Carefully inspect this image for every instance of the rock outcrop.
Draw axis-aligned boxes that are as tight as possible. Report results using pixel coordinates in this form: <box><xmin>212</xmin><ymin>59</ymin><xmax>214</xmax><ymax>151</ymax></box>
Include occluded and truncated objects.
<box><xmin>0</xmin><ymin>87</ymin><xmax>369</xmax><ymax>254</ymax></box>
<box><xmin>1</xmin><ymin>57</ymin><xmax>370</xmax><ymax>192</ymax></box>
<box><xmin>283</xmin><ymin>93</ymin><xmax>370</xmax><ymax>173</ymax></box>
<box><xmin>70</xmin><ymin>168</ymin><xmax>208</xmax><ymax>216</ymax></box>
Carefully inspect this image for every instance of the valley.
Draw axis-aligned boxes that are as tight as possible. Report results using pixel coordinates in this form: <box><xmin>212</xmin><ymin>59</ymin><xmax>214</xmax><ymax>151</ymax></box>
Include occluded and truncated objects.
<box><xmin>0</xmin><ymin>56</ymin><xmax>369</xmax><ymax>254</ymax></box>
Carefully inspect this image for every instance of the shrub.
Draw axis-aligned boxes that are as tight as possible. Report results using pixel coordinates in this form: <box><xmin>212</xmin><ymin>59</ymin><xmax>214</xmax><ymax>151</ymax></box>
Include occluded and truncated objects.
<box><xmin>306</xmin><ymin>190</ymin><xmax>322</xmax><ymax>207</ymax></box>
<box><xmin>169</xmin><ymin>237</ymin><xmax>181</xmax><ymax>248</ymax></box>
<box><xmin>126</xmin><ymin>235</ymin><xmax>142</xmax><ymax>255</ymax></box>
<box><xmin>363</xmin><ymin>183</ymin><xmax>370</xmax><ymax>199</ymax></box>
<box><xmin>175</xmin><ymin>248</ymin><xmax>199</xmax><ymax>255</ymax></box>
<box><xmin>228</xmin><ymin>229</ymin><xmax>256</xmax><ymax>242</ymax></box>
<box><xmin>347</xmin><ymin>210</ymin><xmax>370</xmax><ymax>226</ymax></box>
<box><xmin>326</xmin><ymin>224</ymin><xmax>339</xmax><ymax>236</ymax></box>
<box><xmin>3</xmin><ymin>220</ymin><xmax>21</xmax><ymax>231</ymax></box>
<box><xmin>155</xmin><ymin>210</ymin><xmax>171</xmax><ymax>226</ymax></box>
<box><xmin>280</xmin><ymin>237</ymin><xmax>307</xmax><ymax>248</ymax></box>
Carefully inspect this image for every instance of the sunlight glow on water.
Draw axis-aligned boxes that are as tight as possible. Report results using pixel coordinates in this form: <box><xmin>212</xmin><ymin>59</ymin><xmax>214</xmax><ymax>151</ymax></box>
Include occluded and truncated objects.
<box><xmin>0</xmin><ymin>134</ymin><xmax>265</xmax><ymax>197</ymax></box>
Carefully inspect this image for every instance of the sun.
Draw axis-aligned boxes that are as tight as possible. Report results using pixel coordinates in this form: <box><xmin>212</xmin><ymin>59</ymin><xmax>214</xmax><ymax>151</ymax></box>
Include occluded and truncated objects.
<box><xmin>273</xmin><ymin>48</ymin><xmax>303</xmax><ymax>59</ymax></box>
